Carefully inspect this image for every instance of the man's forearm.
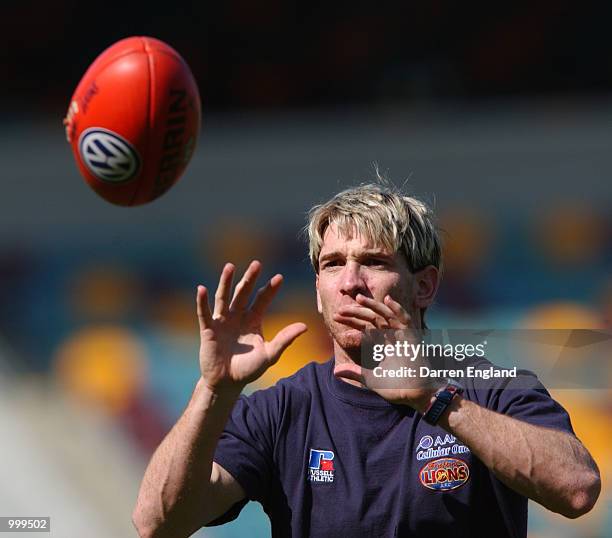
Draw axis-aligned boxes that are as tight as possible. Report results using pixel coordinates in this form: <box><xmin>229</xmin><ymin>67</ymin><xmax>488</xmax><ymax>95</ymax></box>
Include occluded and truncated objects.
<box><xmin>437</xmin><ymin>396</ymin><xmax>601</xmax><ymax>518</ymax></box>
<box><xmin>133</xmin><ymin>379</ymin><xmax>242</xmax><ymax>537</ymax></box>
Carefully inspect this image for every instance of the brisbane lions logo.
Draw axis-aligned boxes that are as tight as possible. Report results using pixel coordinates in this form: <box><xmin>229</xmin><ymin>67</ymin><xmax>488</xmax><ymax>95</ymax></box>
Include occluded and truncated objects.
<box><xmin>419</xmin><ymin>457</ymin><xmax>470</xmax><ymax>491</ymax></box>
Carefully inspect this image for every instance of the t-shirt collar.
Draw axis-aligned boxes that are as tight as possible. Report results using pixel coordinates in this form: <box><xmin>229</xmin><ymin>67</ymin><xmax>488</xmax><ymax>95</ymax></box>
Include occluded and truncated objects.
<box><xmin>326</xmin><ymin>358</ymin><xmax>410</xmax><ymax>410</ymax></box>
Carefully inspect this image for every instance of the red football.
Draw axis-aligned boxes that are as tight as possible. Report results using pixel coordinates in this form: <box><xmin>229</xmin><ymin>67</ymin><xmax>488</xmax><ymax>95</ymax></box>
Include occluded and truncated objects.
<box><xmin>64</xmin><ymin>36</ymin><xmax>201</xmax><ymax>206</ymax></box>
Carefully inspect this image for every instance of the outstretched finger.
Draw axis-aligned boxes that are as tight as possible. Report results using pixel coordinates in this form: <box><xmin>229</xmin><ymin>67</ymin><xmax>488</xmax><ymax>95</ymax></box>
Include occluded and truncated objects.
<box><xmin>265</xmin><ymin>322</ymin><xmax>308</xmax><ymax>364</ymax></box>
<box><xmin>333</xmin><ymin>313</ymin><xmax>374</xmax><ymax>331</ymax></box>
<box><xmin>196</xmin><ymin>285</ymin><xmax>213</xmax><ymax>330</ymax></box>
<box><xmin>248</xmin><ymin>274</ymin><xmax>283</xmax><ymax>323</ymax></box>
<box><xmin>230</xmin><ymin>260</ymin><xmax>262</xmax><ymax>313</ymax></box>
<box><xmin>213</xmin><ymin>263</ymin><xmax>235</xmax><ymax>319</ymax></box>
<box><xmin>383</xmin><ymin>295</ymin><xmax>412</xmax><ymax>326</ymax></box>
<box><xmin>336</xmin><ymin>305</ymin><xmax>389</xmax><ymax>329</ymax></box>
<box><xmin>355</xmin><ymin>294</ymin><xmax>395</xmax><ymax>320</ymax></box>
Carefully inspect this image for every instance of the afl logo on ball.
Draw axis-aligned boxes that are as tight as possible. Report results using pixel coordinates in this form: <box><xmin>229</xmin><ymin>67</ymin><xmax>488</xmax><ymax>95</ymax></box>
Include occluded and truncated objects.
<box><xmin>78</xmin><ymin>128</ymin><xmax>140</xmax><ymax>183</ymax></box>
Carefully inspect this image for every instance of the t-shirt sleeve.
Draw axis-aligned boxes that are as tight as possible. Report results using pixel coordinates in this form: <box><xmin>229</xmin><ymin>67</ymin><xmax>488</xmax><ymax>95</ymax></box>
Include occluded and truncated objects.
<box><xmin>208</xmin><ymin>390</ymin><xmax>277</xmax><ymax>524</ymax></box>
<box><xmin>484</xmin><ymin>370</ymin><xmax>575</xmax><ymax>435</ymax></box>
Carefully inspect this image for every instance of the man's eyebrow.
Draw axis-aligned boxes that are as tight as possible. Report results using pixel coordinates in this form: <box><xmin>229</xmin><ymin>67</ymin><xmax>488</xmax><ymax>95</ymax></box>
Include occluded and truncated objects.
<box><xmin>319</xmin><ymin>249</ymin><xmax>393</xmax><ymax>261</ymax></box>
<box><xmin>360</xmin><ymin>250</ymin><xmax>393</xmax><ymax>258</ymax></box>
<box><xmin>319</xmin><ymin>250</ymin><xmax>344</xmax><ymax>262</ymax></box>
<box><xmin>357</xmin><ymin>251</ymin><xmax>395</xmax><ymax>263</ymax></box>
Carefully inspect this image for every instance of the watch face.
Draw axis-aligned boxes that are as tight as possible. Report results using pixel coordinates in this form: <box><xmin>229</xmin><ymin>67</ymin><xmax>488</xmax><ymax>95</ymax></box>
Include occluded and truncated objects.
<box><xmin>443</xmin><ymin>383</ymin><xmax>463</xmax><ymax>398</ymax></box>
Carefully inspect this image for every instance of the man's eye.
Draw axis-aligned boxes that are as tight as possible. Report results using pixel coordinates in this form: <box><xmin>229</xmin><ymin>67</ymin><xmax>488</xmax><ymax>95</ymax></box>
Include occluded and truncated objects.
<box><xmin>322</xmin><ymin>260</ymin><xmax>342</xmax><ymax>269</ymax></box>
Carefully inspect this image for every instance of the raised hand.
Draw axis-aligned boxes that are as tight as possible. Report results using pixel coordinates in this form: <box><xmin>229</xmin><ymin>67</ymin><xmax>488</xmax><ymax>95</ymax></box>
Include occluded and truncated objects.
<box><xmin>196</xmin><ymin>260</ymin><xmax>307</xmax><ymax>394</ymax></box>
<box><xmin>333</xmin><ymin>293</ymin><xmax>441</xmax><ymax>411</ymax></box>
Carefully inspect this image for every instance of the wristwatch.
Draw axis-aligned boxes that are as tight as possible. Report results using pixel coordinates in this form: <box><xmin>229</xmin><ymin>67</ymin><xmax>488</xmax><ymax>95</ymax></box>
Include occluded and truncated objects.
<box><xmin>422</xmin><ymin>383</ymin><xmax>463</xmax><ymax>425</ymax></box>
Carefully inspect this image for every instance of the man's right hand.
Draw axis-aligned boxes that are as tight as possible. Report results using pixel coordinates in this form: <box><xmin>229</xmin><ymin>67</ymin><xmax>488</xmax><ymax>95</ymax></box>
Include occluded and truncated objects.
<box><xmin>134</xmin><ymin>261</ymin><xmax>306</xmax><ymax>537</ymax></box>
<box><xmin>196</xmin><ymin>260</ymin><xmax>308</xmax><ymax>395</ymax></box>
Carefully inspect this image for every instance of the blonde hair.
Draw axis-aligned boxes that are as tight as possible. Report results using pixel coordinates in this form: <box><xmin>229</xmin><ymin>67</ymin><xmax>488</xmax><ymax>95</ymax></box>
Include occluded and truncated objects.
<box><xmin>307</xmin><ymin>183</ymin><xmax>442</xmax><ymax>275</ymax></box>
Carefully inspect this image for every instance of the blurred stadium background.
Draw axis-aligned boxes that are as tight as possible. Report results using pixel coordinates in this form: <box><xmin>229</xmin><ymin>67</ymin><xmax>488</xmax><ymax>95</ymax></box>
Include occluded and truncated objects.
<box><xmin>1</xmin><ymin>2</ymin><xmax>611</xmax><ymax>537</ymax></box>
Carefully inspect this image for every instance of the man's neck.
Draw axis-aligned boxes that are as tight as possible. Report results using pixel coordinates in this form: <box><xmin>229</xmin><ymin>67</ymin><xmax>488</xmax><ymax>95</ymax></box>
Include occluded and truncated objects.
<box><xmin>332</xmin><ymin>343</ymin><xmax>366</xmax><ymax>388</ymax></box>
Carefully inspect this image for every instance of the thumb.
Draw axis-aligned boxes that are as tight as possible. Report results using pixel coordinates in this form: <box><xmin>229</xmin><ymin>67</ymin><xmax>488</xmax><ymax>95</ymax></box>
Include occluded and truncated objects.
<box><xmin>265</xmin><ymin>322</ymin><xmax>308</xmax><ymax>364</ymax></box>
<box><xmin>333</xmin><ymin>362</ymin><xmax>364</xmax><ymax>384</ymax></box>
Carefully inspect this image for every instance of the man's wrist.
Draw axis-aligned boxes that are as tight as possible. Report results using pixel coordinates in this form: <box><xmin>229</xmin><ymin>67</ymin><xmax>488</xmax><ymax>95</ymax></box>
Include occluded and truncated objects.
<box><xmin>413</xmin><ymin>386</ymin><xmax>442</xmax><ymax>415</ymax></box>
<box><xmin>436</xmin><ymin>393</ymin><xmax>465</xmax><ymax>429</ymax></box>
<box><xmin>421</xmin><ymin>382</ymin><xmax>463</xmax><ymax>424</ymax></box>
<box><xmin>195</xmin><ymin>378</ymin><xmax>243</xmax><ymax>408</ymax></box>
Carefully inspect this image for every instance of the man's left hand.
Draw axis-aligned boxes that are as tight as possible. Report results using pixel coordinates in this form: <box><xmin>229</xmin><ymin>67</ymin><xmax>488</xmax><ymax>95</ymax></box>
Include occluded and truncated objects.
<box><xmin>332</xmin><ymin>293</ymin><xmax>442</xmax><ymax>412</ymax></box>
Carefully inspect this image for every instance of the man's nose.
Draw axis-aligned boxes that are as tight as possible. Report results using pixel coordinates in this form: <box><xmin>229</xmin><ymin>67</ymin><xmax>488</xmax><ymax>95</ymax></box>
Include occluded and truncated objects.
<box><xmin>340</xmin><ymin>261</ymin><xmax>367</xmax><ymax>296</ymax></box>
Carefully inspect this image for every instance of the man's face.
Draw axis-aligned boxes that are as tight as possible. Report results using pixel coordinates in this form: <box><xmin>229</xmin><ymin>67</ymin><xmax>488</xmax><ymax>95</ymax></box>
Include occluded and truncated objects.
<box><xmin>315</xmin><ymin>223</ymin><xmax>416</xmax><ymax>352</ymax></box>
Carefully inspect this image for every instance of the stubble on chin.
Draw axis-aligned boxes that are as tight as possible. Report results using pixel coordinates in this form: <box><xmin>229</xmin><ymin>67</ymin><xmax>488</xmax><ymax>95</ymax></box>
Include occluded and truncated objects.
<box><xmin>324</xmin><ymin>317</ymin><xmax>364</xmax><ymax>360</ymax></box>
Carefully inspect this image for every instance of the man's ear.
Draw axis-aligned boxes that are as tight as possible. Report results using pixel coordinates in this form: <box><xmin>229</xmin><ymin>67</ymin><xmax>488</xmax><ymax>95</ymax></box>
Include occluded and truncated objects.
<box><xmin>316</xmin><ymin>274</ymin><xmax>322</xmax><ymax>314</ymax></box>
<box><xmin>413</xmin><ymin>266</ymin><xmax>440</xmax><ymax>309</ymax></box>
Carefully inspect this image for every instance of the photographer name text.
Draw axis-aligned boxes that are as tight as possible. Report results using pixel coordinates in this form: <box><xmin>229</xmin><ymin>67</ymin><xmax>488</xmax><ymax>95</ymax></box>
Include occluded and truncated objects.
<box><xmin>372</xmin><ymin>366</ymin><xmax>517</xmax><ymax>379</ymax></box>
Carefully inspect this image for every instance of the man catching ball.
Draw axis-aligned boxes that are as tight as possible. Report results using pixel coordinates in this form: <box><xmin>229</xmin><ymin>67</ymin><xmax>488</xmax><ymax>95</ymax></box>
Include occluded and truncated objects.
<box><xmin>133</xmin><ymin>183</ymin><xmax>600</xmax><ymax>537</ymax></box>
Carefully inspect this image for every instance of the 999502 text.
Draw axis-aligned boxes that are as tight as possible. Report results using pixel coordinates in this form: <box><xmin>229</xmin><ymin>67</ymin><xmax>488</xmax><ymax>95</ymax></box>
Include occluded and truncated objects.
<box><xmin>0</xmin><ymin>518</ymin><xmax>50</xmax><ymax>533</ymax></box>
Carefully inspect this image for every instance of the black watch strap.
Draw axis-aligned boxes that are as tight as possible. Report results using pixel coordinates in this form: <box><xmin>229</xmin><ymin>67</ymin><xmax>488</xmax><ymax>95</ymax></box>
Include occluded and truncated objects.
<box><xmin>422</xmin><ymin>383</ymin><xmax>463</xmax><ymax>425</ymax></box>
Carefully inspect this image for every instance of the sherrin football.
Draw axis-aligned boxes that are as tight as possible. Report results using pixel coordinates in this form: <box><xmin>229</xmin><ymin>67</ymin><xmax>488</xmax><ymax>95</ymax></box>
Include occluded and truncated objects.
<box><xmin>64</xmin><ymin>36</ymin><xmax>201</xmax><ymax>206</ymax></box>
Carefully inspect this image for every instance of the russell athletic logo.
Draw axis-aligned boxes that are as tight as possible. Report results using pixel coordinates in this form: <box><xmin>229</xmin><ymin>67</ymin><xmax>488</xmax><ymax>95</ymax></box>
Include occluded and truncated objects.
<box><xmin>79</xmin><ymin>128</ymin><xmax>140</xmax><ymax>183</ymax></box>
<box><xmin>308</xmin><ymin>449</ymin><xmax>335</xmax><ymax>483</ymax></box>
<box><xmin>419</xmin><ymin>457</ymin><xmax>470</xmax><ymax>491</ymax></box>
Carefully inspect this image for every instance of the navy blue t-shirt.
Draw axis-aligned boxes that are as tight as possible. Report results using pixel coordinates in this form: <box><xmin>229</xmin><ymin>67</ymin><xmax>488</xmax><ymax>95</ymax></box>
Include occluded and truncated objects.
<box><xmin>211</xmin><ymin>359</ymin><xmax>574</xmax><ymax>537</ymax></box>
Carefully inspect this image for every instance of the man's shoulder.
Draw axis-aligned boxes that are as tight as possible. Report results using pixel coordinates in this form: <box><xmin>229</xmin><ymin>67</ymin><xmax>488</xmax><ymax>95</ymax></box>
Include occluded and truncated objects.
<box><xmin>462</xmin><ymin>356</ymin><xmax>544</xmax><ymax>392</ymax></box>
<box><xmin>461</xmin><ymin>356</ymin><xmax>557</xmax><ymax>412</ymax></box>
